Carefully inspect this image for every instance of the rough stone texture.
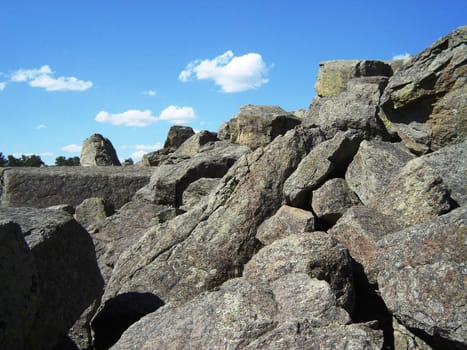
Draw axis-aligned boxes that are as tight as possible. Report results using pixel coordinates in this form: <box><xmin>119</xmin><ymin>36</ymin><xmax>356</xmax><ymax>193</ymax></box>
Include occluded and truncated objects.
<box><xmin>135</xmin><ymin>141</ymin><xmax>251</xmax><ymax>207</ymax></box>
<box><xmin>0</xmin><ymin>207</ymin><xmax>104</xmax><ymax>350</ymax></box>
<box><xmin>345</xmin><ymin>140</ymin><xmax>415</xmax><ymax>205</ymax></box>
<box><xmin>74</xmin><ymin>197</ymin><xmax>113</xmax><ymax>231</ymax></box>
<box><xmin>314</xmin><ymin>59</ymin><xmax>392</xmax><ymax>97</ymax></box>
<box><xmin>311</xmin><ymin>178</ymin><xmax>360</xmax><ymax>225</ymax></box>
<box><xmin>392</xmin><ymin>318</ymin><xmax>432</xmax><ymax>350</ymax></box>
<box><xmin>217</xmin><ymin>121</ymin><xmax>231</xmax><ymax>140</ymax></box>
<box><xmin>244</xmin><ymin>231</ymin><xmax>354</xmax><ymax>312</ymax></box>
<box><xmin>112</xmin><ymin>276</ymin><xmax>382</xmax><ymax>350</ymax></box>
<box><xmin>104</xmin><ymin>127</ymin><xmax>322</xmax><ymax>306</ymax></box>
<box><xmin>80</xmin><ymin>133</ymin><xmax>121</xmax><ymax>166</ymax></box>
<box><xmin>376</xmin><ymin>206</ymin><xmax>467</xmax><ymax>348</ymax></box>
<box><xmin>182</xmin><ymin>177</ymin><xmax>220</xmax><ymax>210</ymax></box>
<box><xmin>256</xmin><ymin>205</ymin><xmax>315</xmax><ymax>245</ymax></box>
<box><xmin>329</xmin><ymin>206</ymin><xmax>402</xmax><ymax>284</ymax></box>
<box><xmin>228</xmin><ymin>105</ymin><xmax>301</xmax><ymax>149</ymax></box>
<box><xmin>306</xmin><ymin>76</ymin><xmax>390</xmax><ymax>139</ymax></box>
<box><xmin>162</xmin><ymin>125</ymin><xmax>195</xmax><ymax>153</ymax></box>
<box><xmin>0</xmin><ymin>220</ymin><xmax>38</xmax><ymax>350</ymax></box>
<box><xmin>0</xmin><ymin>166</ymin><xmax>153</xmax><ymax>209</ymax></box>
<box><xmin>174</xmin><ymin>130</ymin><xmax>219</xmax><ymax>157</ymax></box>
<box><xmin>283</xmin><ymin>130</ymin><xmax>362</xmax><ymax>207</ymax></box>
<box><xmin>370</xmin><ymin>155</ymin><xmax>453</xmax><ymax>227</ymax></box>
<box><xmin>380</xmin><ymin>26</ymin><xmax>467</xmax><ymax>153</ymax></box>
<box><xmin>138</xmin><ymin>149</ymin><xmax>167</xmax><ymax>167</ymax></box>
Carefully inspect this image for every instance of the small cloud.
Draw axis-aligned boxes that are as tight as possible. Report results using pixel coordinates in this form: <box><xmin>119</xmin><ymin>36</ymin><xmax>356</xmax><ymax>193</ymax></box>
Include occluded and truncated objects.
<box><xmin>61</xmin><ymin>144</ymin><xmax>82</xmax><ymax>153</ymax></box>
<box><xmin>0</xmin><ymin>82</ymin><xmax>6</xmax><ymax>91</ymax></box>
<box><xmin>131</xmin><ymin>150</ymin><xmax>147</xmax><ymax>161</ymax></box>
<box><xmin>392</xmin><ymin>53</ymin><xmax>412</xmax><ymax>61</ymax></box>
<box><xmin>36</xmin><ymin>124</ymin><xmax>47</xmax><ymax>129</ymax></box>
<box><xmin>143</xmin><ymin>90</ymin><xmax>157</xmax><ymax>96</ymax></box>
<box><xmin>179</xmin><ymin>50</ymin><xmax>270</xmax><ymax>93</ymax></box>
<box><xmin>134</xmin><ymin>143</ymin><xmax>163</xmax><ymax>151</ymax></box>
<box><xmin>159</xmin><ymin>105</ymin><xmax>196</xmax><ymax>124</ymax></box>
<box><xmin>95</xmin><ymin>109</ymin><xmax>158</xmax><ymax>127</ymax></box>
<box><xmin>10</xmin><ymin>65</ymin><xmax>92</xmax><ymax>91</ymax></box>
<box><xmin>122</xmin><ymin>143</ymin><xmax>162</xmax><ymax>160</ymax></box>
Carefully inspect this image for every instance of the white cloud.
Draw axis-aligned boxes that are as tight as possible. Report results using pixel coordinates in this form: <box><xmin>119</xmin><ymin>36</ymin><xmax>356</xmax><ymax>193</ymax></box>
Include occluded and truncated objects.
<box><xmin>39</xmin><ymin>152</ymin><xmax>54</xmax><ymax>157</ymax></box>
<box><xmin>36</xmin><ymin>124</ymin><xmax>47</xmax><ymax>129</ymax></box>
<box><xmin>0</xmin><ymin>82</ymin><xmax>6</xmax><ymax>91</ymax></box>
<box><xmin>61</xmin><ymin>144</ymin><xmax>82</xmax><ymax>153</ymax></box>
<box><xmin>143</xmin><ymin>90</ymin><xmax>157</xmax><ymax>96</ymax></box>
<box><xmin>131</xmin><ymin>151</ymin><xmax>147</xmax><ymax>161</ymax></box>
<box><xmin>159</xmin><ymin>105</ymin><xmax>196</xmax><ymax>124</ymax></box>
<box><xmin>10</xmin><ymin>65</ymin><xmax>93</xmax><ymax>91</ymax></box>
<box><xmin>392</xmin><ymin>53</ymin><xmax>412</xmax><ymax>61</ymax></box>
<box><xmin>95</xmin><ymin>109</ymin><xmax>158</xmax><ymax>127</ymax></box>
<box><xmin>179</xmin><ymin>50</ymin><xmax>270</xmax><ymax>93</ymax></box>
<box><xmin>121</xmin><ymin>143</ymin><xmax>163</xmax><ymax>161</ymax></box>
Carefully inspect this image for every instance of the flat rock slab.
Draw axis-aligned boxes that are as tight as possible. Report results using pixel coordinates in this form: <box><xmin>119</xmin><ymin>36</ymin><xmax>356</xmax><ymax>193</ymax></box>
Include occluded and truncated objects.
<box><xmin>0</xmin><ymin>166</ymin><xmax>153</xmax><ymax>209</ymax></box>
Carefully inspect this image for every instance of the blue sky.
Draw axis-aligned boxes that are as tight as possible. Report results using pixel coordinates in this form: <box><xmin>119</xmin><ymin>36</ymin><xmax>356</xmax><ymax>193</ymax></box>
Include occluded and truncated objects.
<box><xmin>1</xmin><ymin>0</ymin><xmax>465</xmax><ymax>164</ymax></box>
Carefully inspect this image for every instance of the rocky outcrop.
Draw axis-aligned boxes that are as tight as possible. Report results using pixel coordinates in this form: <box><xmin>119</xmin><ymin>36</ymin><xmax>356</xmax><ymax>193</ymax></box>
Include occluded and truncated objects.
<box><xmin>0</xmin><ymin>166</ymin><xmax>153</xmax><ymax>209</ymax></box>
<box><xmin>228</xmin><ymin>105</ymin><xmax>301</xmax><ymax>149</ymax></box>
<box><xmin>162</xmin><ymin>125</ymin><xmax>195</xmax><ymax>153</ymax></box>
<box><xmin>181</xmin><ymin>177</ymin><xmax>220</xmax><ymax>210</ymax></box>
<box><xmin>0</xmin><ymin>207</ymin><xmax>103</xmax><ymax>350</ymax></box>
<box><xmin>174</xmin><ymin>130</ymin><xmax>219</xmax><ymax>156</ymax></box>
<box><xmin>74</xmin><ymin>197</ymin><xmax>113</xmax><ymax>231</ymax></box>
<box><xmin>376</xmin><ymin>206</ymin><xmax>467</xmax><ymax>348</ymax></box>
<box><xmin>380</xmin><ymin>26</ymin><xmax>467</xmax><ymax>154</ymax></box>
<box><xmin>80</xmin><ymin>134</ymin><xmax>121</xmax><ymax>166</ymax></box>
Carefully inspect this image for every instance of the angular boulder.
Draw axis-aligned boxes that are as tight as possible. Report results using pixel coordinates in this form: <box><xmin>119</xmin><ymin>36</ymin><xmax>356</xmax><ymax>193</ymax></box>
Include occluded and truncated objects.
<box><xmin>376</xmin><ymin>206</ymin><xmax>467</xmax><ymax>348</ymax></box>
<box><xmin>74</xmin><ymin>197</ymin><xmax>113</xmax><ymax>231</ymax></box>
<box><xmin>0</xmin><ymin>207</ymin><xmax>104</xmax><ymax>350</ymax></box>
<box><xmin>256</xmin><ymin>205</ymin><xmax>315</xmax><ymax>245</ymax></box>
<box><xmin>174</xmin><ymin>130</ymin><xmax>219</xmax><ymax>157</ymax></box>
<box><xmin>182</xmin><ymin>177</ymin><xmax>220</xmax><ymax>210</ymax></box>
<box><xmin>80</xmin><ymin>133</ymin><xmax>121</xmax><ymax>166</ymax></box>
<box><xmin>162</xmin><ymin>125</ymin><xmax>195</xmax><ymax>153</ymax></box>
<box><xmin>380</xmin><ymin>26</ymin><xmax>467</xmax><ymax>153</ymax></box>
<box><xmin>228</xmin><ymin>105</ymin><xmax>301</xmax><ymax>149</ymax></box>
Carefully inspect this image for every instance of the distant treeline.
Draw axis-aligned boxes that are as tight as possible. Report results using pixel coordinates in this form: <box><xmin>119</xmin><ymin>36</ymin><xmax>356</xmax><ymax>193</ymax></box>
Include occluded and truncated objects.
<box><xmin>0</xmin><ymin>153</ymin><xmax>80</xmax><ymax>167</ymax></box>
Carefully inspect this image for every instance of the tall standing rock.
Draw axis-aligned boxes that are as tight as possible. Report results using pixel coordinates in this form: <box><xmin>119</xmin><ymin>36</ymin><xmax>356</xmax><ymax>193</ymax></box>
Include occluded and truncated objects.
<box><xmin>80</xmin><ymin>133</ymin><xmax>121</xmax><ymax>166</ymax></box>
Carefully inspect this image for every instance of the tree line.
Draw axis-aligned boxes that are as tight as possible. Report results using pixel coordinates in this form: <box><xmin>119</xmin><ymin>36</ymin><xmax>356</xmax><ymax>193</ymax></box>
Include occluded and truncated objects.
<box><xmin>0</xmin><ymin>153</ymin><xmax>80</xmax><ymax>167</ymax></box>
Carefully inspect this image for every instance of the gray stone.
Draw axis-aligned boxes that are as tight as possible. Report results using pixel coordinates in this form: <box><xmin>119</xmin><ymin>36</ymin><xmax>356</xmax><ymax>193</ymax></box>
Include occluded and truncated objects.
<box><xmin>283</xmin><ymin>130</ymin><xmax>362</xmax><ymax>207</ymax></box>
<box><xmin>380</xmin><ymin>26</ymin><xmax>467</xmax><ymax>153</ymax></box>
<box><xmin>182</xmin><ymin>177</ymin><xmax>220</xmax><ymax>210</ymax></box>
<box><xmin>74</xmin><ymin>197</ymin><xmax>113</xmax><ymax>231</ymax></box>
<box><xmin>392</xmin><ymin>317</ymin><xmax>432</xmax><ymax>350</ymax></box>
<box><xmin>217</xmin><ymin>121</ymin><xmax>230</xmax><ymax>140</ymax></box>
<box><xmin>244</xmin><ymin>231</ymin><xmax>354</xmax><ymax>312</ymax></box>
<box><xmin>376</xmin><ymin>206</ymin><xmax>467</xmax><ymax>348</ymax></box>
<box><xmin>0</xmin><ymin>166</ymin><xmax>153</xmax><ymax>209</ymax></box>
<box><xmin>0</xmin><ymin>220</ymin><xmax>38</xmax><ymax>350</ymax></box>
<box><xmin>0</xmin><ymin>207</ymin><xmax>104</xmax><ymax>350</ymax></box>
<box><xmin>345</xmin><ymin>140</ymin><xmax>415</xmax><ymax>205</ymax></box>
<box><xmin>174</xmin><ymin>130</ymin><xmax>218</xmax><ymax>157</ymax></box>
<box><xmin>311</xmin><ymin>178</ymin><xmax>360</xmax><ymax>225</ymax></box>
<box><xmin>329</xmin><ymin>206</ymin><xmax>402</xmax><ymax>284</ymax></box>
<box><xmin>104</xmin><ymin>127</ymin><xmax>321</xmax><ymax>306</ymax></box>
<box><xmin>228</xmin><ymin>105</ymin><xmax>301</xmax><ymax>149</ymax></box>
<box><xmin>256</xmin><ymin>205</ymin><xmax>315</xmax><ymax>245</ymax></box>
<box><xmin>162</xmin><ymin>125</ymin><xmax>195</xmax><ymax>153</ymax></box>
<box><xmin>80</xmin><ymin>133</ymin><xmax>121</xmax><ymax>166</ymax></box>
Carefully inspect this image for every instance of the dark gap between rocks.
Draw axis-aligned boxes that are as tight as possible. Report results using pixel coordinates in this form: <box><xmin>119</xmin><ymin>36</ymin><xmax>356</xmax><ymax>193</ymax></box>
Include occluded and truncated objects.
<box><xmin>90</xmin><ymin>292</ymin><xmax>165</xmax><ymax>350</ymax></box>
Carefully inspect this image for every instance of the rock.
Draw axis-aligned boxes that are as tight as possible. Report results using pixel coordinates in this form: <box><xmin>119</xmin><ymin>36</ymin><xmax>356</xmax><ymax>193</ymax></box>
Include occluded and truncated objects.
<box><xmin>345</xmin><ymin>140</ymin><xmax>415</xmax><ymax>205</ymax></box>
<box><xmin>112</xmin><ymin>276</ymin><xmax>382</xmax><ymax>350</ymax></box>
<box><xmin>0</xmin><ymin>207</ymin><xmax>104</xmax><ymax>350</ymax></box>
<box><xmin>380</xmin><ymin>26</ymin><xmax>467</xmax><ymax>153</ymax></box>
<box><xmin>0</xmin><ymin>166</ymin><xmax>153</xmax><ymax>209</ymax></box>
<box><xmin>47</xmin><ymin>204</ymin><xmax>75</xmax><ymax>215</ymax></box>
<box><xmin>328</xmin><ymin>206</ymin><xmax>402</xmax><ymax>284</ymax></box>
<box><xmin>174</xmin><ymin>130</ymin><xmax>219</xmax><ymax>156</ymax></box>
<box><xmin>162</xmin><ymin>125</ymin><xmax>195</xmax><ymax>153</ymax></box>
<box><xmin>135</xmin><ymin>141</ymin><xmax>251</xmax><ymax>207</ymax></box>
<box><xmin>376</xmin><ymin>206</ymin><xmax>467</xmax><ymax>348</ymax></box>
<box><xmin>228</xmin><ymin>105</ymin><xmax>301</xmax><ymax>149</ymax></box>
<box><xmin>103</xmin><ymin>127</ymin><xmax>321</xmax><ymax>305</ymax></box>
<box><xmin>256</xmin><ymin>205</ymin><xmax>315</xmax><ymax>245</ymax></box>
<box><xmin>314</xmin><ymin>59</ymin><xmax>392</xmax><ymax>97</ymax></box>
<box><xmin>370</xmin><ymin>155</ymin><xmax>453</xmax><ymax>227</ymax></box>
<box><xmin>243</xmin><ymin>231</ymin><xmax>354</xmax><ymax>312</ymax></box>
<box><xmin>74</xmin><ymin>197</ymin><xmax>113</xmax><ymax>231</ymax></box>
<box><xmin>305</xmin><ymin>76</ymin><xmax>390</xmax><ymax>139</ymax></box>
<box><xmin>392</xmin><ymin>317</ymin><xmax>432</xmax><ymax>350</ymax></box>
<box><xmin>311</xmin><ymin>178</ymin><xmax>360</xmax><ymax>225</ymax></box>
<box><xmin>217</xmin><ymin>121</ymin><xmax>230</xmax><ymax>140</ymax></box>
<box><xmin>80</xmin><ymin>133</ymin><xmax>121</xmax><ymax>166</ymax></box>
<box><xmin>138</xmin><ymin>149</ymin><xmax>167</xmax><ymax>166</ymax></box>
<box><xmin>0</xmin><ymin>220</ymin><xmax>38</xmax><ymax>350</ymax></box>
<box><xmin>182</xmin><ymin>177</ymin><xmax>220</xmax><ymax>210</ymax></box>
<box><xmin>283</xmin><ymin>130</ymin><xmax>362</xmax><ymax>207</ymax></box>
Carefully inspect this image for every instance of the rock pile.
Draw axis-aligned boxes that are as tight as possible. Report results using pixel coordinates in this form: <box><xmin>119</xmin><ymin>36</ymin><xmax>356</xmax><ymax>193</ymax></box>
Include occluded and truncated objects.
<box><xmin>0</xmin><ymin>26</ymin><xmax>465</xmax><ymax>350</ymax></box>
